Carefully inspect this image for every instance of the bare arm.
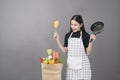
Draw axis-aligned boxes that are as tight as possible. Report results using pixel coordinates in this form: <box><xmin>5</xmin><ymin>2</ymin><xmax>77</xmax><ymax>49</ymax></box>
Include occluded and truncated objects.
<box><xmin>86</xmin><ymin>33</ymin><xmax>96</xmax><ymax>56</ymax></box>
<box><xmin>53</xmin><ymin>32</ymin><xmax>68</xmax><ymax>54</ymax></box>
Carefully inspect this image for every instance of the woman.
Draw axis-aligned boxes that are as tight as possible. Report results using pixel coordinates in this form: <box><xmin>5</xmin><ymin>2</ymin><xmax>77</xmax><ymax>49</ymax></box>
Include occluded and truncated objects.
<box><xmin>54</xmin><ymin>14</ymin><xmax>96</xmax><ymax>80</ymax></box>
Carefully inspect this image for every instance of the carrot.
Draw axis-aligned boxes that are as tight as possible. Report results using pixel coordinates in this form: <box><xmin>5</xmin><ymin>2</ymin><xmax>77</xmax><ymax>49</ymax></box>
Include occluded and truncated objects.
<box><xmin>55</xmin><ymin>51</ymin><xmax>59</xmax><ymax>59</ymax></box>
<box><xmin>52</xmin><ymin>51</ymin><xmax>56</xmax><ymax>60</ymax></box>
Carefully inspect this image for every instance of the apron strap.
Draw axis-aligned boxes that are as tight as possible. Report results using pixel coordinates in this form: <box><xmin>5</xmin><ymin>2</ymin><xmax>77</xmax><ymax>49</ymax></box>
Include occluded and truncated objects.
<box><xmin>69</xmin><ymin>31</ymin><xmax>82</xmax><ymax>39</ymax></box>
<box><xmin>68</xmin><ymin>32</ymin><xmax>73</xmax><ymax>39</ymax></box>
<box><xmin>80</xmin><ymin>31</ymin><xmax>82</xmax><ymax>39</ymax></box>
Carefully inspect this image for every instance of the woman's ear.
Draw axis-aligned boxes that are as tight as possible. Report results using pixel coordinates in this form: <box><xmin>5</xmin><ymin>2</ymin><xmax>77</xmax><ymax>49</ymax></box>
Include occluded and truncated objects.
<box><xmin>81</xmin><ymin>23</ymin><xmax>83</xmax><ymax>26</ymax></box>
<box><xmin>80</xmin><ymin>23</ymin><xmax>83</xmax><ymax>28</ymax></box>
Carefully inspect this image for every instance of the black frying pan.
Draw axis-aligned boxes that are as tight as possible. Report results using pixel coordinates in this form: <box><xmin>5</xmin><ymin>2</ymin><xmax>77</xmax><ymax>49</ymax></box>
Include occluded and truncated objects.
<box><xmin>89</xmin><ymin>21</ymin><xmax>104</xmax><ymax>42</ymax></box>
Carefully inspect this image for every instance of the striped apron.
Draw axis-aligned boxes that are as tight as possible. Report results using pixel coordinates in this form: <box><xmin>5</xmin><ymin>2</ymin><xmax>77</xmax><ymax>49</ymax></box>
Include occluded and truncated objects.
<box><xmin>66</xmin><ymin>31</ymin><xmax>91</xmax><ymax>80</ymax></box>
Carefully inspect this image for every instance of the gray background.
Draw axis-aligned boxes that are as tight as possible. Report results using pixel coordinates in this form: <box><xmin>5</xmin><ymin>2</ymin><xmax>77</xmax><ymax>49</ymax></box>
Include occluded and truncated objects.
<box><xmin>0</xmin><ymin>0</ymin><xmax>120</xmax><ymax>80</ymax></box>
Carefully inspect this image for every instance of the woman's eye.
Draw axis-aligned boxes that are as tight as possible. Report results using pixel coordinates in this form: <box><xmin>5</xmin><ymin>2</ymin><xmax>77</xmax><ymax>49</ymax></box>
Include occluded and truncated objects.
<box><xmin>74</xmin><ymin>24</ymin><xmax>77</xmax><ymax>26</ymax></box>
<box><xmin>71</xmin><ymin>24</ymin><xmax>77</xmax><ymax>26</ymax></box>
<box><xmin>71</xmin><ymin>24</ymin><xmax>73</xmax><ymax>26</ymax></box>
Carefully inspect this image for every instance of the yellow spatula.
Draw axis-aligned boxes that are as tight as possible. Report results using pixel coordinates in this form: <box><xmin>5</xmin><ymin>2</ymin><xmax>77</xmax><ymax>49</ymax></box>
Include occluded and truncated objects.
<box><xmin>54</xmin><ymin>20</ymin><xmax>59</xmax><ymax>32</ymax></box>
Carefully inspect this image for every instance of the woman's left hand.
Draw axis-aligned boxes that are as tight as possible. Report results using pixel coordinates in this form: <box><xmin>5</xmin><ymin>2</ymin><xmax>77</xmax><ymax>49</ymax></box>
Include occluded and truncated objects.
<box><xmin>90</xmin><ymin>33</ymin><xmax>96</xmax><ymax>42</ymax></box>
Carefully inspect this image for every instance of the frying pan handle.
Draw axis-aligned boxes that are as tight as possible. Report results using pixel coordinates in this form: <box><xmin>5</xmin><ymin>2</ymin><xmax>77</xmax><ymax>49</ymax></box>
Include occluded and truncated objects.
<box><xmin>89</xmin><ymin>33</ymin><xmax>96</xmax><ymax>43</ymax></box>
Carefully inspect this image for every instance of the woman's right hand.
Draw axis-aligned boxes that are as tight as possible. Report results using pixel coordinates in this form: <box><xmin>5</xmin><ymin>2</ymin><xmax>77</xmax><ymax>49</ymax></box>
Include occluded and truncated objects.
<box><xmin>53</xmin><ymin>31</ymin><xmax>60</xmax><ymax>42</ymax></box>
<box><xmin>89</xmin><ymin>33</ymin><xmax>96</xmax><ymax>43</ymax></box>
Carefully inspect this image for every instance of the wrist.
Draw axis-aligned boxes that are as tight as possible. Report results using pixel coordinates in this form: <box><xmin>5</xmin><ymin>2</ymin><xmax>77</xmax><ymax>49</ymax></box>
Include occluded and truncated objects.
<box><xmin>89</xmin><ymin>41</ymin><xmax>93</xmax><ymax>45</ymax></box>
<box><xmin>56</xmin><ymin>39</ymin><xmax>60</xmax><ymax>43</ymax></box>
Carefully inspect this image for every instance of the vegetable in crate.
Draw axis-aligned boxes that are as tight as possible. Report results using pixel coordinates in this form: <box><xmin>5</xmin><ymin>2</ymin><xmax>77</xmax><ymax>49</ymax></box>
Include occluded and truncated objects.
<box><xmin>38</xmin><ymin>49</ymin><xmax>65</xmax><ymax>64</ymax></box>
<box><xmin>47</xmin><ymin>49</ymin><xmax>52</xmax><ymax>59</ymax></box>
<box><xmin>52</xmin><ymin>51</ymin><xmax>59</xmax><ymax>60</ymax></box>
<box><xmin>38</xmin><ymin>56</ymin><xmax>43</xmax><ymax>63</ymax></box>
<box><xmin>49</xmin><ymin>59</ymin><xmax>55</xmax><ymax>64</ymax></box>
<box><xmin>43</xmin><ymin>57</ymin><xmax>49</xmax><ymax>64</ymax></box>
<box><xmin>59</xmin><ymin>58</ymin><xmax>65</xmax><ymax>64</ymax></box>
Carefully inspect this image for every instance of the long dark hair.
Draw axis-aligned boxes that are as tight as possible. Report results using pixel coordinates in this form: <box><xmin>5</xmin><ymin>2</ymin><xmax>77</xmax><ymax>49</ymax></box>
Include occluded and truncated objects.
<box><xmin>69</xmin><ymin>15</ymin><xmax>86</xmax><ymax>33</ymax></box>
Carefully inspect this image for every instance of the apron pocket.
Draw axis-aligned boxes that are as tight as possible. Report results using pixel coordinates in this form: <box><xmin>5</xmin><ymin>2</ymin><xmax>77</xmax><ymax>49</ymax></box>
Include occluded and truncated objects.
<box><xmin>67</xmin><ymin>57</ymin><xmax>82</xmax><ymax>69</ymax></box>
